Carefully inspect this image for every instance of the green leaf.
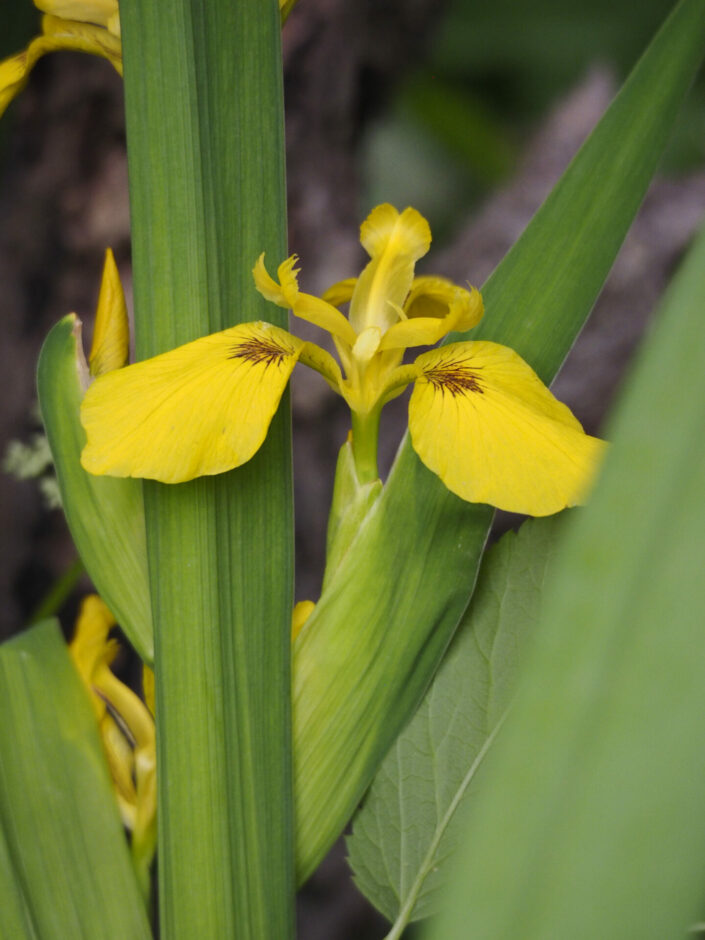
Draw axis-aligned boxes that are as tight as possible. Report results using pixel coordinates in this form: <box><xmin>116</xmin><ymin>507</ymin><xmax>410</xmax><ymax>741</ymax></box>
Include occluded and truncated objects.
<box><xmin>0</xmin><ymin>824</ymin><xmax>36</xmax><ymax>939</ymax></box>
<box><xmin>293</xmin><ymin>0</ymin><xmax>705</xmax><ymax>881</ymax></box>
<box><xmin>119</xmin><ymin>0</ymin><xmax>294</xmax><ymax>936</ymax></box>
<box><xmin>427</xmin><ymin>212</ymin><xmax>705</xmax><ymax>937</ymax></box>
<box><xmin>37</xmin><ymin>314</ymin><xmax>153</xmax><ymax>662</ymax></box>
<box><xmin>347</xmin><ymin>515</ymin><xmax>561</xmax><ymax>931</ymax></box>
<box><xmin>0</xmin><ymin>621</ymin><xmax>151</xmax><ymax>939</ymax></box>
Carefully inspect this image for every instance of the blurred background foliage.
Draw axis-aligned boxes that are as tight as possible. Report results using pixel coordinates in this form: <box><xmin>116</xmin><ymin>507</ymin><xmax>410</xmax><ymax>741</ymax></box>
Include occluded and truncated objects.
<box><xmin>363</xmin><ymin>0</ymin><xmax>705</xmax><ymax>239</ymax></box>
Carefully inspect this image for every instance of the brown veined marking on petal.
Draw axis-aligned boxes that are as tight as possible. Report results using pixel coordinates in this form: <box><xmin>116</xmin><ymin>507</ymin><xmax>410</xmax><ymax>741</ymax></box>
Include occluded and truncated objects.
<box><xmin>423</xmin><ymin>356</ymin><xmax>484</xmax><ymax>397</ymax></box>
<box><xmin>94</xmin><ymin>687</ymin><xmax>137</xmax><ymax>748</ymax></box>
<box><xmin>228</xmin><ymin>336</ymin><xmax>292</xmax><ymax>369</ymax></box>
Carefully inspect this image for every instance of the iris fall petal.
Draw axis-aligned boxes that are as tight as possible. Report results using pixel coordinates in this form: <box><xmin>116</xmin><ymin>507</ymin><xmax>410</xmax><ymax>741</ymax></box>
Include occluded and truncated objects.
<box><xmin>81</xmin><ymin>321</ymin><xmax>304</xmax><ymax>483</ymax></box>
<box><xmin>409</xmin><ymin>341</ymin><xmax>606</xmax><ymax>516</ymax></box>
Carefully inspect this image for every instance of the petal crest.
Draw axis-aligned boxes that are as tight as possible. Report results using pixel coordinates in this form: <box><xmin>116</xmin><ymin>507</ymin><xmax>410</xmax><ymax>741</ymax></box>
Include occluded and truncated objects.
<box><xmin>81</xmin><ymin>322</ymin><xmax>303</xmax><ymax>483</ymax></box>
<box><xmin>409</xmin><ymin>342</ymin><xmax>606</xmax><ymax>516</ymax></box>
<box><xmin>404</xmin><ymin>276</ymin><xmax>484</xmax><ymax>332</ymax></box>
<box><xmin>379</xmin><ymin>286</ymin><xmax>484</xmax><ymax>352</ymax></box>
<box><xmin>252</xmin><ymin>252</ymin><xmax>299</xmax><ymax>306</ymax></box>
<box><xmin>253</xmin><ymin>254</ymin><xmax>357</xmax><ymax>347</ymax></box>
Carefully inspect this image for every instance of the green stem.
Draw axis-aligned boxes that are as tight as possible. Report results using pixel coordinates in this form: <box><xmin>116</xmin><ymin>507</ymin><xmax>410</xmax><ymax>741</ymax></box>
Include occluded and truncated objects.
<box><xmin>120</xmin><ymin>1</ymin><xmax>294</xmax><ymax>937</ymax></box>
<box><xmin>29</xmin><ymin>556</ymin><xmax>84</xmax><ymax>624</ymax></box>
<box><xmin>350</xmin><ymin>408</ymin><xmax>382</xmax><ymax>484</ymax></box>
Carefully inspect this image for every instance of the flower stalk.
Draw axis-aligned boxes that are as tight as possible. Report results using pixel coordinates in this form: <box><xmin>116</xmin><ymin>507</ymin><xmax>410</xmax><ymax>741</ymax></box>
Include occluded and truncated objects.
<box><xmin>350</xmin><ymin>407</ymin><xmax>383</xmax><ymax>484</ymax></box>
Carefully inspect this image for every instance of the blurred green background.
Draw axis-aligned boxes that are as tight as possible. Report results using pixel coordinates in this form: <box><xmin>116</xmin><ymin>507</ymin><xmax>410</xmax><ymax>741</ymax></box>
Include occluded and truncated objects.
<box><xmin>363</xmin><ymin>0</ymin><xmax>705</xmax><ymax>240</ymax></box>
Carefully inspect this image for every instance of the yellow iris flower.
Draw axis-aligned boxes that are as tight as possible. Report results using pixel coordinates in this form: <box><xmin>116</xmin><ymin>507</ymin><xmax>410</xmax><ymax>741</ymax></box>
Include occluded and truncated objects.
<box><xmin>0</xmin><ymin>1</ymin><xmax>122</xmax><ymax>120</ymax></box>
<box><xmin>1</xmin><ymin>0</ymin><xmax>298</xmax><ymax>121</ymax></box>
<box><xmin>69</xmin><ymin>594</ymin><xmax>156</xmax><ymax>894</ymax></box>
<box><xmin>80</xmin><ymin>204</ymin><xmax>605</xmax><ymax>516</ymax></box>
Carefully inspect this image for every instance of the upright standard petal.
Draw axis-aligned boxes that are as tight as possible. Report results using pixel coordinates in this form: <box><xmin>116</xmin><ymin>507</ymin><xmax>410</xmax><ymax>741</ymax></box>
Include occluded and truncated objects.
<box><xmin>348</xmin><ymin>204</ymin><xmax>431</xmax><ymax>334</ymax></box>
<box><xmin>81</xmin><ymin>322</ymin><xmax>304</xmax><ymax>483</ymax></box>
<box><xmin>408</xmin><ymin>342</ymin><xmax>607</xmax><ymax>516</ymax></box>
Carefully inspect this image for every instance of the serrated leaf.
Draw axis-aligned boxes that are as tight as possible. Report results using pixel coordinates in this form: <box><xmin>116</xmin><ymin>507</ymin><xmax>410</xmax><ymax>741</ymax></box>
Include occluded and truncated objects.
<box><xmin>347</xmin><ymin>515</ymin><xmax>562</xmax><ymax>929</ymax></box>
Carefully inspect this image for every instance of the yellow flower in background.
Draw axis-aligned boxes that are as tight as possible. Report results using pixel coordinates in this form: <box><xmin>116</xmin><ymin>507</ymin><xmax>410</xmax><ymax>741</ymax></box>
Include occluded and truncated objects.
<box><xmin>80</xmin><ymin>204</ymin><xmax>606</xmax><ymax>516</ymax></box>
<box><xmin>0</xmin><ymin>1</ymin><xmax>122</xmax><ymax>120</ymax></box>
<box><xmin>88</xmin><ymin>246</ymin><xmax>129</xmax><ymax>377</ymax></box>
<box><xmin>69</xmin><ymin>594</ymin><xmax>156</xmax><ymax>895</ymax></box>
<box><xmin>1</xmin><ymin>0</ymin><xmax>299</xmax><ymax>121</ymax></box>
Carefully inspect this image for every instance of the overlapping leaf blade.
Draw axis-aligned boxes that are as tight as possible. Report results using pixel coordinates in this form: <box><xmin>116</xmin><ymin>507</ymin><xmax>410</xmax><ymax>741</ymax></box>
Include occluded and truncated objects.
<box><xmin>347</xmin><ymin>516</ymin><xmax>562</xmax><ymax>930</ymax></box>
<box><xmin>428</xmin><ymin>213</ymin><xmax>705</xmax><ymax>938</ymax></box>
<box><xmin>0</xmin><ymin>621</ymin><xmax>151</xmax><ymax>939</ymax></box>
<box><xmin>293</xmin><ymin>0</ymin><xmax>705</xmax><ymax>880</ymax></box>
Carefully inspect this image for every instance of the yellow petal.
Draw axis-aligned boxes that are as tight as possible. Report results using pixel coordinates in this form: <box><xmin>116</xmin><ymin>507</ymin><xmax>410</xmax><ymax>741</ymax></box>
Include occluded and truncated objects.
<box><xmin>404</xmin><ymin>276</ymin><xmax>484</xmax><ymax>332</ymax></box>
<box><xmin>293</xmin><ymin>292</ymin><xmax>358</xmax><ymax>347</ymax></box>
<box><xmin>34</xmin><ymin>0</ymin><xmax>119</xmax><ymax>29</ymax></box>
<box><xmin>100</xmin><ymin>712</ymin><xmax>137</xmax><ymax>815</ymax></box>
<box><xmin>252</xmin><ymin>253</ymin><xmax>300</xmax><ymax>307</ymax></box>
<box><xmin>81</xmin><ymin>322</ymin><xmax>303</xmax><ymax>483</ymax></box>
<box><xmin>89</xmin><ymin>248</ymin><xmax>129</xmax><ymax>376</ymax></box>
<box><xmin>40</xmin><ymin>15</ymin><xmax>122</xmax><ymax>73</ymax></box>
<box><xmin>0</xmin><ymin>12</ymin><xmax>121</xmax><ymax>118</ymax></box>
<box><xmin>69</xmin><ymin>594</ymin><xmax>117</xmax><ymax>703</ymax></box>
<box><xmin>349</xmin><ymin>204</ymin><xmax>431</xmax><ymax>334</ymax></box>
<box><xmin>379</xmin><ymin>286</ymin><xmax>483</xmax><ymax>352</ymax></box>
<box><xmin>409</xmin><ymin>342</ymin><xmax>607</xmax><ymax>516</ymax></box>
<box><xmin>298</xmin><ymin>341</ymin><xmax>344</xmax><ymax>392</ymax></box>
<box><xmin>142</xmin><ymin>666</ymin><xmax>155</xmax><ymax>717</ymax></box>
<box><xmin>292</xmin><ymin>600</ymin><xmax>315</xmax><ymax>641</ymax></box>
<box><xmin>280</xmin><ymin>0</ymin><xmax>298</xmax><ymax>22</ymax></box>
<box><xmin>322</xmin><ymin>278</ymin><xmax>357</xmax><ymax>308</ymax></box>
<box><xmin>352</xmin><ymin>326</ymin><xmax>382</xmax><ymax>365</ymax></box>
<box><xmin>254</xmin><ymin>253</ymin><xmax>357</xmax><ymax>347</ymax></box>
<box><xmin>0</xmin><ymin>51</ymin><xmax>32</xmax><ymax>119</ymax></box>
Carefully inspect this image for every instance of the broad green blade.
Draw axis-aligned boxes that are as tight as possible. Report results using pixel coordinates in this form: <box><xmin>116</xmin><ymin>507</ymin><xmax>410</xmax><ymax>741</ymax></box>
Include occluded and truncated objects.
<box><xmin>37</xmin><ymin>314</ymin><xmax>153</xmax><ymax>662</ymax></box>
<box><xmin>347</xmin><ymin>516</ymin><xmax>561</xmax><ymax>932</ymax></box>
<box><xmin>293</xmin><ymin>0</ymin><xmax>705</xmax><ymax>880</ymax></box>
<box><xmin>428</xmin><ymin>216</ymin><xmax>705</xmax><ymax>939</ymax></box>
<box><xmin>0</xmin><ymin>823</ymin><xmax>36</xmax><ymax>939</ymax></box>
<box><xmin>0</xmin><ymin>621</ymin><xmax>151</xmax><ymax>939</ymax></box>
<box><xmin>120</xmin><ymin>0</ymin><xmax>294</xmax><ymax>936</ymax></box>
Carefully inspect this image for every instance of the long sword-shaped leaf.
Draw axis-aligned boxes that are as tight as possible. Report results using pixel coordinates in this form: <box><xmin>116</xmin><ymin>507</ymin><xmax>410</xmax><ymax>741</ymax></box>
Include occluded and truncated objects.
<box><xmin>119</xmin><ymin>1</ymin><xmax>293</xmax><ymax>936</ymax></box>
<box><xmin>293</xmin><ymin>0</ymin><xmax>705</xmax><ymax>880</ymax></box>
<box><xmin>428</xmin><ymin>203</ymin><xmax>705</xmax><ymax>940</ymax></box>
<box><xmin>347</xmin><ymin>515</ymin><xmax>562</xmax><ymax>931</ymax></box>
<box><xmin>0</xmin><ymin>621</ymin><xmax>151</xmax><ymax>939</ymax></box>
